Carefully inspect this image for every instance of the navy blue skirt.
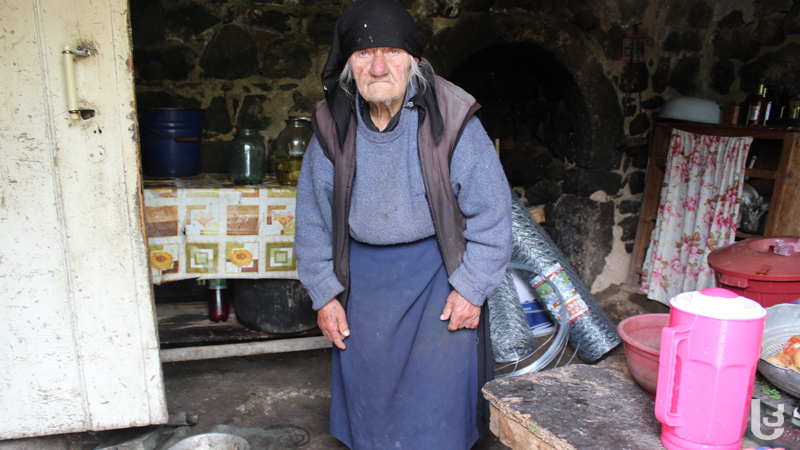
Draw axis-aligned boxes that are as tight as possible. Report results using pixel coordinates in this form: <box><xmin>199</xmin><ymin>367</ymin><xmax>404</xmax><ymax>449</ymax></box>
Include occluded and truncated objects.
<box><xmin>330</xmin><ymin>236</ymin><xmax>480</xmax><ymax>450</ymax></box>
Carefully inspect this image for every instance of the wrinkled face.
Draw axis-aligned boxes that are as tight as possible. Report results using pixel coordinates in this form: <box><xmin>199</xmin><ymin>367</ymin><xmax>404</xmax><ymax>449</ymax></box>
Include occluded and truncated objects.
<box><xmin>348</xmin><ymin>47</ymin><xmax>413</xmax><ymax>106</ymax></box>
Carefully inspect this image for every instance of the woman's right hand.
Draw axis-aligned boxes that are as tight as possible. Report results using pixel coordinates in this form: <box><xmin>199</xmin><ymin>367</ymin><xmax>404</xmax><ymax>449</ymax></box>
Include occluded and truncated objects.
<box><xmin>318</xmin><ymin>299</ymin><xmax>350</xmax><ymax>350</ymax></box>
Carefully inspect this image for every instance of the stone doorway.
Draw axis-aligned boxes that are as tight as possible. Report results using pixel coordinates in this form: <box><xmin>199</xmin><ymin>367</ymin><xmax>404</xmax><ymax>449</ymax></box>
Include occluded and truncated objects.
<box><xmin>448</xmin><ymin>42</ymin><xmax>617</xmax><ymax>289</ymax></box>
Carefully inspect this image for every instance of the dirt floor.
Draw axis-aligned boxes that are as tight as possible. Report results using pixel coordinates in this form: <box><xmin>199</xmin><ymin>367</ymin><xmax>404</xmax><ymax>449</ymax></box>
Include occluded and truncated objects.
<box><xmin>0</xmin><ymin>347</ymin><xmax>517</xmax><ymax>450</ymax></box>
<box><xmin>164</xmin><ymin>349</ymin><xmax>515</xmax><ymax>450</ymax></box>
<box><xmin>2</xmin><ymin>285</ymin><xmax>673</xmax><ymax>450</ymax></box>
<box><xmin>6</xmin><ymin>286</ymin><xmax>766</xmax><ymax>450</ymax></box>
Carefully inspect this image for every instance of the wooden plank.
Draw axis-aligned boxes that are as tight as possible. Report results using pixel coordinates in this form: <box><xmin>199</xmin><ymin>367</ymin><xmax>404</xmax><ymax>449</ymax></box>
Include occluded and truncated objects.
<box><xmin>529</xmin><ymin>205</ymin><xmax>546</xmax><ymax>223</ymax></box>
<box><xmin>661</xmin><ymin>121</ymin><xmax>796</xmax><ymax>139</ymax></box>
<box><xmin>156</xmin><ymin>301</ymin><xmax>322</xmax><ymax>347</ymax></box>
<box><xmin>489</xmin><ymin>404</ymin><xmax>563</xmax><ymax>450</ymax></box>
<box><xmin>744</xmin><ymin>168</ymin><xmax>777</xmax><ymax>179</ymax></box>
<box><xmin>736</xmin><ymin>231</ymin><xmax>760</xmax><ymax>240</ymax></box>
<box><xmin>156</xmin><ymin>301</ymin><xmax>329</xmax><ymax>362</ymax></box>
<box><xmin>764</xmin><ymin>132</ymin><xmax>800</xmax><ymax>235</ymax></box>
<box><xmin>626</xmin><ymin>123</ymin><xmax>669</xmax><ymax>291</ymax></box>
<box><xmin>159</xmin><ymin>336</ymin><xmax>332</xmax><ymax>362</ymax></box>
<box><xmin>483</xmin><ymin>356</ymin><xmax>665</xmax><ymax>450</ymax></box>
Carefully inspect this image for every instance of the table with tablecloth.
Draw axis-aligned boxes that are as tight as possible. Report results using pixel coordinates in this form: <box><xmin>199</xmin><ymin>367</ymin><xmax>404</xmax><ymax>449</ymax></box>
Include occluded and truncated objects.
<box><xmin>143</xmin><ymin>174</ymin><xmax>297</xmax><ymax>284</ymax></box>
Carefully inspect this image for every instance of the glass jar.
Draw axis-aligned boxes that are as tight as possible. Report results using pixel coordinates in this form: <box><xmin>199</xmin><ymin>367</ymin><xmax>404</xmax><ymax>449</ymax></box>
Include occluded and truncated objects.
<box><xmin>274</xmin><ymin>116</ymin><xmax>312</xmax><ymax>186</ymax></box>
<box><xmin>229</xmin><ymin>128</ymin><xmax>266</xmax><ymax>185</ymax></box>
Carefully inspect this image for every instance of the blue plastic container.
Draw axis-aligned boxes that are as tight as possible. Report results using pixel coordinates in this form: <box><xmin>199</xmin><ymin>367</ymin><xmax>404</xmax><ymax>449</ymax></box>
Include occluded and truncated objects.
<box><xmin>138</xmin><ymin>109</ymin><xmax>204</xmax><ymax>177</ymax></box>
<box><xmin>521</xmin><ymin>301</ymin><xmax>552</xmax><ymax>327</ymax></box>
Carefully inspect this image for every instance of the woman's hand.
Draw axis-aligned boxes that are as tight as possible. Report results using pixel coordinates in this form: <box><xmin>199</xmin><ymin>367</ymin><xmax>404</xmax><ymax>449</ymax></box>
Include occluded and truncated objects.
<box><xmin>318</xmin><ymin>299</ymin><xmax>350</xmax><ymax>349</ymax></box>
<box><xmin>440</xmin><ymin>290</ymin><xmax>480</xmax><ymax>331</ymax></box>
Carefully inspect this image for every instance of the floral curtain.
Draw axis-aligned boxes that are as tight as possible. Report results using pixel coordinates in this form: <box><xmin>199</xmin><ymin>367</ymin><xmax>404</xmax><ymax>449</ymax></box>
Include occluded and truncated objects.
<box><xmin>641</xmin><ymin>129</ymin><xmax>753</xmax><ymax>304</ymax></box>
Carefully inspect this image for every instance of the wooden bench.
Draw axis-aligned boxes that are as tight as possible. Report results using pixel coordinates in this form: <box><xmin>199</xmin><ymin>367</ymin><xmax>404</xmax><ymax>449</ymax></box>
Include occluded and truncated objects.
<box><xmin>483</xmin><ymin>355</ymin><xmax>773</xmax><ymax>449</ymax></box>
<box><xmin>483</xmin><ymin>356</ymin><xmax>666</xmax><ymax>449</ymax></box>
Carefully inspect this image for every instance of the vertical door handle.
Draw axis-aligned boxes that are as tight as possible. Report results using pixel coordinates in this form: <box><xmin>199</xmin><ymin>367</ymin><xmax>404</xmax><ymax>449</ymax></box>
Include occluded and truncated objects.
<box><xmin>62</xmin><ymin>45</ymin><xmax>95</xmax><ymax>120</ymax></box>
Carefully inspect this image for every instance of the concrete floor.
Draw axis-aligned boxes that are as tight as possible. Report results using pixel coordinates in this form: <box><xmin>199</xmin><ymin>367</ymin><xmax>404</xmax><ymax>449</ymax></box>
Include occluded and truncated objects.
<box><xmin>0</xmin><ymin>286</ymin><xmax>764</xmax><ymax>449</ymax></box>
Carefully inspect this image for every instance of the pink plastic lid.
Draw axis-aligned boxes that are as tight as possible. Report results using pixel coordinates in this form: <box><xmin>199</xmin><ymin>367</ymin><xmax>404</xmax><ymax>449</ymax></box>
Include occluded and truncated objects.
<box><xmin>708</xmin><ymin>237</ymin><xmax>800</xmax><ymax>281</ymax></box>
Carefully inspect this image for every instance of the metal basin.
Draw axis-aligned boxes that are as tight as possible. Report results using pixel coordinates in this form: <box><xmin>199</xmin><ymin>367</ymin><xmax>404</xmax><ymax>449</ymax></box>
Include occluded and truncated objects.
<box><xmin>758</xmin><ymin>303</ymin><xmax>800</xmax><ymax>398</ymax></box>
<box><xmin>166</xmin><ymin>433</ymin><xmax>250</xmax><ymax>450</ymax></box>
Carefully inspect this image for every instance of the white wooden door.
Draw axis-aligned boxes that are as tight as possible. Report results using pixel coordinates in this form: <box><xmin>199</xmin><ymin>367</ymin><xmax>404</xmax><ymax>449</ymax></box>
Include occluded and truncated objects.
<box><xmin>0</xmin><ymin>0</ymin><xmax>167</xmax><ymax>439</ymax></box>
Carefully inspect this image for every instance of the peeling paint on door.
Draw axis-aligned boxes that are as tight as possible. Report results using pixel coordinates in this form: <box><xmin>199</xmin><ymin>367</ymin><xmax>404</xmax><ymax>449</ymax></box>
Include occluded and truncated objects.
<box><xmin>0</xmin><ymin>0</ymin><xmax>166</xmax><ymax>440</ymax></box>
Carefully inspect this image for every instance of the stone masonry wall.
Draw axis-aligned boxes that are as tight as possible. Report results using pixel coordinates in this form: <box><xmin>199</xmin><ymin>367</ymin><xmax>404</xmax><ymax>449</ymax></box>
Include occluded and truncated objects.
<box><xmin>130</xmin><ymin>0</ymin><xmax>800</xmax><ymax>294</ymax></box>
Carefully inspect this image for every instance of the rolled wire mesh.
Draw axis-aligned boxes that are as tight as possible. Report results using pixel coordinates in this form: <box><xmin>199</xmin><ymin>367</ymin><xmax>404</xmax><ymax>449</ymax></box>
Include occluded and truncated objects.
<box><xmin>487</xmin><ymin>271</ymin><xmax>537</xmax><ymax>363</ymax></box>
<box><xmin>509</xmin><ymin>191</ymin><xmax>620</xmax><ymax>363</ymax></box>
<box><xmin>493</xmin><ymin>262</ymin><xmax>571</xmax><ymax>378</ymax></box>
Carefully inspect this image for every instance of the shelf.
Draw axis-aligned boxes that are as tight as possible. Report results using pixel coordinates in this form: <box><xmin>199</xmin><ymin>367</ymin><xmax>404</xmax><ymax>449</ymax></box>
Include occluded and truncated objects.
<box><xmin>656</xmin><ymin>121</ymin><xmax>800</xmax><ymax>138</ymax></box>
<box><xmin>157</xmin><ymin>301</ymin><xmax>329</xmax><ymax>362</ymax></box>
<box><xmin>627</xmin><ymin>120</ymin><xmax>800</xmax><ymax>292</ymax></box>
<box><xmin>745</xmin><ymin>168</ymin><xmax>777</xmax><ymax>179</ymax></box>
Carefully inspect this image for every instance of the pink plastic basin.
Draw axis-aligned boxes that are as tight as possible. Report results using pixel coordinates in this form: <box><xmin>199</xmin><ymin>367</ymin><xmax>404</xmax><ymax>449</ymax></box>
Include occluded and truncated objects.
<box><xmin>617</xmin><ymin>313</ymin><xmax>670</xmax><ymax>397</ymax></box>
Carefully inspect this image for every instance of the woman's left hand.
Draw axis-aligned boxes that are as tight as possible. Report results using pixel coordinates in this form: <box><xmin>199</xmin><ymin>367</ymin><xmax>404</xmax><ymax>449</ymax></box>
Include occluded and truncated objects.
<box><xmin>440</xmin><ymin>290</ymin><xmax>480</xmax><ymax>331</ymax></box>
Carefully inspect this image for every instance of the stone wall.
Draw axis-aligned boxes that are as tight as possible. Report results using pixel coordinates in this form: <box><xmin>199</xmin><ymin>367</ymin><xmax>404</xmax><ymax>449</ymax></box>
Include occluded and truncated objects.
<box><xmin>130</xmin><ymin>0</ymin><xmax>800</xmax><ymax>293</ymax></box>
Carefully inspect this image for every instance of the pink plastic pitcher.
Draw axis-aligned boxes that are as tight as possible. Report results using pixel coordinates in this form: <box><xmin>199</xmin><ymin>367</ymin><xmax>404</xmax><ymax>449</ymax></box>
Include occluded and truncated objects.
<box><xmin>655</xmin><ymin>287</ymin><xmax>766</xmax><ymax>450</ymax></box>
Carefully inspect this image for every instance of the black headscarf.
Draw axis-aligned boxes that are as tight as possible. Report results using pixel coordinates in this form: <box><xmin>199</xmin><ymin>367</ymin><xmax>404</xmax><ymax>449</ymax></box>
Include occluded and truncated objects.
<box><xmin>321</xmin><ymin>0</ymin><xmax>444</xmax><ymax>147</ymax></box>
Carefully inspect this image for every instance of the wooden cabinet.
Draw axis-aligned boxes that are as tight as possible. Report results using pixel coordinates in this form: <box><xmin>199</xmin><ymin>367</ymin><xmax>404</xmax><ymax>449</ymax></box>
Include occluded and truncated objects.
<box><xmin>627</xmin><ymin>120</ymin><xmax>800</xmax><ymax>291</ymax></box>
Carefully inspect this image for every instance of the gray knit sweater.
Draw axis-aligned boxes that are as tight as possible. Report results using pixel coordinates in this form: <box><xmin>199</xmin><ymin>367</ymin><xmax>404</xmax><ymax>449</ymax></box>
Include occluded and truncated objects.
<box><xmin>295</xmin><ymin>93</ymin><xmax>512</xmax><ymax>310</ymax></box>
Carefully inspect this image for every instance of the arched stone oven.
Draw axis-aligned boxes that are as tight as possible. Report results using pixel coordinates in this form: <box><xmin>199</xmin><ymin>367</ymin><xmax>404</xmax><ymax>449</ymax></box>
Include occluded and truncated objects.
<box><xmin>425</xmin><ymin>10</ymin><xmax>628</xmax><ymax>289</ymax></box>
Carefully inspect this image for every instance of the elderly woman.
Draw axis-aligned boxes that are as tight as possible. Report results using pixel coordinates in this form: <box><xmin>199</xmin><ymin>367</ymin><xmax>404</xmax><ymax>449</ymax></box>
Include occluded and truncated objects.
<box><xmin>294</xmin><ymin>0</ymin><xmax>512</xmax><ymax>448</ymax></box>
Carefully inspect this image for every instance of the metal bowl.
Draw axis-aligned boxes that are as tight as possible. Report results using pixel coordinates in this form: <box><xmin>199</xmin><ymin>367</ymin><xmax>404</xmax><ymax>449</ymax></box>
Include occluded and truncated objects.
<box><xmin>166</xmin><ymin>433</ymin><xmax>250</xmax><ymax>450</ymax></box>
<box><xmin>758</xmin><ymin>303</ymin><xmax>800</xmax><ymax>398</ymax></box>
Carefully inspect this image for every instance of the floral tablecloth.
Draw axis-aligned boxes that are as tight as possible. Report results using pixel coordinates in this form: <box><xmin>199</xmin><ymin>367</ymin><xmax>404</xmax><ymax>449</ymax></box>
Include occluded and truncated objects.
<box><xmin>143</xmin><ymin>174</ymin><xmax>297</xmax><ymax>284</ymax></box>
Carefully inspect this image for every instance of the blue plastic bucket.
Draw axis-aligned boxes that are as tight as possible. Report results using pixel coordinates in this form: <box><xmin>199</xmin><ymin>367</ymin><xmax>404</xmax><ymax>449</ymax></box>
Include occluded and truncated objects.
<box><xmin>521</xmin><ymin>301</ymin><xmax>555</xmax><ymax>337</ymax></box>
<box><xmin>521</xmin><ymin>301</ymin><xmax>551</xmax><ymax>327</ymax></box>
<box><xmin>138</xmin><ymin>109</ymin><xmax>204</xmax><ymax>177</ymax></box>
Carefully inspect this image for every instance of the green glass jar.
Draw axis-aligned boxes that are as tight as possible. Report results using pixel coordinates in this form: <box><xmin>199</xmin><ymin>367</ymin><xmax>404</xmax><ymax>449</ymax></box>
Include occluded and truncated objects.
<box><xmin>274</xmin><ymin>116</ymin><xmax>312</xmax><ymax>186</ymax></box>
<box><xmin>229</xmin><ymin>128</ymin><xmax>266</xmax><ymax>185</ymax></box>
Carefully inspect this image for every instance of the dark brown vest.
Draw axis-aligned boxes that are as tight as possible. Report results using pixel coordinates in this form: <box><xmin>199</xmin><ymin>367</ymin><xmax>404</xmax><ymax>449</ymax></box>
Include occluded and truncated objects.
<box><xmin>311</xmin><ymin>76</ymin><xmax>480</xmax><ymax>308</ymax></box>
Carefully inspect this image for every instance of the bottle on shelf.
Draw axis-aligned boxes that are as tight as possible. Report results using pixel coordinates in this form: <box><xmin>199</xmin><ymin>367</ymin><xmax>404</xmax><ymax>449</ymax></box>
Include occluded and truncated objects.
<box><xmin>725</xmin><ymin>102</ymin><xmax>741</xmax><ymax>125</ymax></box>
<box><xmin>208</xmin><ymin>279</ymin><xmax>230</xmax><ymax>322</ymax></box>
<box><xmin>745</xmin><ymin>79</ymin><xmax>766</xmax><ymax>125</ymax></box>
<box><xmin>760</xmin><ymin>84</ymin><xmax>775</xmax><ymax>124</ymax></box>
<box><xmin>790</xmin><ymin>92</ymin><xmax>800</xmax><ymax>119</ymax></box>
<box><xmin>775</xmin><ymin>87</ymin><xmax>791</xmax><ymax>120</ymax></box>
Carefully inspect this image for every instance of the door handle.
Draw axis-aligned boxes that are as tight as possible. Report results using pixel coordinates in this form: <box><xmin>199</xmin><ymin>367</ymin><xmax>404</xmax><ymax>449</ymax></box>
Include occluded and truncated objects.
<box><xmin>62</xmin><ymin>45</ymin><xmax>96</xmax><ymax>120</ymax></box>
